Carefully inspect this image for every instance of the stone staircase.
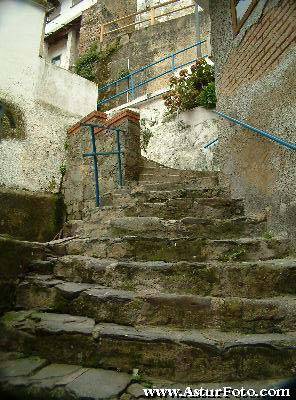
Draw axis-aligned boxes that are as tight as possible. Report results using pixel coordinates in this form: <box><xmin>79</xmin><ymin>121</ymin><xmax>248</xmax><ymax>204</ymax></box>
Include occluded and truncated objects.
<box><xmin>1</xmin><ymin>160</ymin><xmax>296</xmax><ymax>399</ymax></box>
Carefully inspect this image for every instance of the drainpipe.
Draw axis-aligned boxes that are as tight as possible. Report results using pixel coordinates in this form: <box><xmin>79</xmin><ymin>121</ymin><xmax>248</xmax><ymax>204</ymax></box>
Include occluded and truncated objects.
<box><xmin>195</xmin><ymin>1</ymin><xmax>202</xmax><ymax>58</ymax></box>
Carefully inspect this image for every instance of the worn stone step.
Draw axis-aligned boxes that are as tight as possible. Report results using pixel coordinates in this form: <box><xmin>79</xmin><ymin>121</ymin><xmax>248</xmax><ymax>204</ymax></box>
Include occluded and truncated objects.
<box><xmin>0</xmin><ymin>352</ymin><xmax>131</xmax><ymax>400</ymax></box>
<box><xmin>1</xmin><ymin>311</ymin><xmax>296</xmax><ymax>383</ymax></box>
<box><xmin>50</xmin><ymin>257</ymin><xmax>296</xmax><ymax>299</ymax></box>
<box><xmin>85</xmin><ymin>195</ymin><xmax>244</xmax><ymax>222</ymax></box>
<box><xmin>0</xmin><ymin>235</ymin><xmax>50</xmax><ymax>278</ymax></box>
<box><xmin>16</xmin><ymin>276</ymin><xmax>296</xmax><ymax>333</ymax></box>
<box><xmin>140</xmin><ymin>166</ymin><xmax>219</xmax><ymax>177</ymax></box>
<box><xmin>138</xmin><ymin>171</ymin><xmax>219</xmax><ymax>185</ymax></box>
<box><xmin>50</xmin><ymin>235</ymin><xmax>290</xmax><ymax>263</ymax></box>
<box><xmin>68</xmin><ymin>216</ymin><xmax>266</xmax><ymax>240</ymax></box>
<box><xmin>0</xmin><ymin>351</ymin><xmax>289</xmax><ymax>399</ymax></box>
<box><xmin>105</xmin><ymin>187</ymin><xmax>230</xmax><ymax>208</ymax></box>
<box><xmin>138</xmin><ymin>179</ymin><xmax>219</xmax><ymax>191</ymax></box>
<box><xmin>108</xmin><ymin>216</ymin><xmax>266</xmax><ymax>239</ymax></box>
<box><xmin>125</xmin><ymin>198</ymin><xmax>245</xmax><ymax>219</ymax></box>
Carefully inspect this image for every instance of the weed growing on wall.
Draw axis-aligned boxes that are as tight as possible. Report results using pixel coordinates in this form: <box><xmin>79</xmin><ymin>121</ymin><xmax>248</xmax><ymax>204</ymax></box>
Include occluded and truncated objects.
<box><xmin>74</xmin><ymin>40</ymin><xmax>121</xmax><ymax>85</ymax></box>
<box><xmin>163</xmin><ymin>58</ymin><xmax>216</xmax><ymax>113</ymax></box>
<box><xmin>140</xmin><ymin>118</ymin><xmax>154</xmax><ymax>152</ymax></box>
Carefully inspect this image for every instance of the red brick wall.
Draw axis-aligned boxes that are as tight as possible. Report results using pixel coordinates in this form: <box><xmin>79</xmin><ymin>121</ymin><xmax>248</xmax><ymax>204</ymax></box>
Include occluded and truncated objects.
<box><xmin>220</xmin><ymin>0</ymin><xmax>296</xmax><ymax>95</ymax></box>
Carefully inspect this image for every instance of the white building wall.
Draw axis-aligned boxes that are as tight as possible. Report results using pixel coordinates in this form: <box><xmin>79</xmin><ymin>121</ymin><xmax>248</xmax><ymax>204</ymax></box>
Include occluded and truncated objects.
<box><xmin>47</xmin><ymin>37</ymin><xmax>68</xmax><ymax>68</ymax></box>
<box><xmin>108</xmin><ymin>94</ymin><xmax>219</xmax><ymax>171</ymax></box>
<box><xmin>137</xmin><ymin>98</ymin><xmax>219</xmax><ymax>171</ymax></box>
<box><xmin>0</xmin><ymin>0</ymin><xmax>98</xmax><ymax>192</ymax></box>
<box><xmin>45</xmin><ymin>0</ymin><xmax>97</xmax><ymax>35</ymax></box>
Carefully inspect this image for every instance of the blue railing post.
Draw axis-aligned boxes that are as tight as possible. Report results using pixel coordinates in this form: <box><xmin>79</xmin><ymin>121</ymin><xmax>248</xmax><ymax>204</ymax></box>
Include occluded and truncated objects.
<box><xmin>89</xmin><ymin>125</ymin><xmax>101</xmax><ymax>207</ymax></box>
<box><xmin>116</xmin><ymin>128</ymin><xmax>124</xmax><ymax>187</ymax></box>
<box><xmin>171</xmin><ymin>53</ymin><xmax>176</xmax><ymax>72</ymax></box>
<box><xmin>129</xmin><ymin>73</ymin><xmax>136</xmax><ymax>100</ymax></box>
<box><xmin>82</xmin><ymin>123</ymin><xmax>125</xmax><ymax>206</ymax></box>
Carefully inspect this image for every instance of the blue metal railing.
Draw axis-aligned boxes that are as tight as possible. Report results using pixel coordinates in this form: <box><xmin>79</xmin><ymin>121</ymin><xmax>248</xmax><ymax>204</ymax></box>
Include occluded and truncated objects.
<box><xmin>204</xmin><ymin>111</ymin><xmax>296</xmax><ymax>151</ymax></box>
<box><xmin>97</xmin><ymin>39</ymin><xmax>207</xmax><ymax>109</ymax></box>
<box><xmin>82</xmin><ymin>123</ymin><xmax>124</xmax><ymax>207</ymax></box>
<box><xmin>204</xmin><ymin>138</ymin><xmax>219</xmax><ymax>149</ymax></box>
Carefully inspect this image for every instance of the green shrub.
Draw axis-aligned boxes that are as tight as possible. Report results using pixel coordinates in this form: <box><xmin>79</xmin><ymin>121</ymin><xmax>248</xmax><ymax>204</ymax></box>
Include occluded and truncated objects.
<box><xmin>163</xmin><ymin>58</ymin><xmax>216</xmax><ymax>113</ymax></box>
<box><xmin>198</xmin><ymin>82</ymin><xmax>217</xmax><ymax>109</ymax></box>
<box><xmin>74</xmin><ymin>41</ymin><xmax>121</xmax><ymax>85</ymax></box>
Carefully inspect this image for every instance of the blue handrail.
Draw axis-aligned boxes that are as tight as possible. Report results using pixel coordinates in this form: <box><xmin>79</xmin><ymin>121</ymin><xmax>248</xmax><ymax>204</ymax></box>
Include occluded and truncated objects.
<box><xmin>204</xmin><ymin>138</ymin><xmax>219</xmax><ymax>149</ymax></box>
<box><xmin>97</xmin><ymin>39</ymin><xmax>207</xmax><ymax>109</ymax></box>
<box><xmin>81</xmin><ymin>123</ymin><xmax>124</xmax><ymax>207</ymax></box>
<box><xmin>204</xmin><ymin>111</ymin><xmax>296</xmax><ymax>151</ymax></box>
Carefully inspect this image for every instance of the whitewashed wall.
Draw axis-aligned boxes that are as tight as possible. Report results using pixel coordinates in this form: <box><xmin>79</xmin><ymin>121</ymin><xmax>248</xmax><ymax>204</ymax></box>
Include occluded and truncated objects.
<box><xmin>46</xmin><ymin>37</ymin><xmax>68</xmax><ymax>68</ymax></box>
<box><xmin>45</xmin><ymin>0</ymin><xmax>97</xmax><ymax>35</ymax></box>
<box><xmin>0</xmin><ymin>0</ymin><xmax>98</xmax><ymax>192</ymax></box>
<box><xmin>137</xmin><ymin>97</ymin><xmax>219</xmax><ymax>171</ymax></box>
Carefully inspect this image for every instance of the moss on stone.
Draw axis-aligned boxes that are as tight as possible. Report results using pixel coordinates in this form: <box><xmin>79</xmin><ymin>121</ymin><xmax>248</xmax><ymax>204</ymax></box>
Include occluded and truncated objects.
<box><xmin>0</xmin><ymin>188</ymin><xmax>65</xmax><ymax>242</ymax></box>
<box><xmin>0</xmin><ymin>97</ymin><xmax>26</xmax><ymax>141</ymax></box>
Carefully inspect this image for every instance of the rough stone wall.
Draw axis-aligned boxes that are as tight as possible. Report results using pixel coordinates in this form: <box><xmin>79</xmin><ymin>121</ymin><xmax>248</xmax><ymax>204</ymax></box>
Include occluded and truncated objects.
<box><xmin>136</xmin><ymin>0</ymin><xmax>195</xmax><ymax>27</ymax></box>
<box><xmin>63</xmin><ymin>110</ymin><xmax>141</xmax><ymax>219</ymax></box>
<box><xmin>0</xmin><ymin>189</ymin><xmax>64</xmax><ymax>242</ymax></box>
<box><xmin>209</xmin><ymin>0</ymin><xmax>296</xmax><ymax>237</ymax></box>
<box><xmin>78</xmin><ymin>5</ymin><xmax>211</xmax><ymax>107</ymax></box>
<box><xmin>78</xmin><ymin>0</ymin><xmax>137</xmax><ymax>55</ymax></box>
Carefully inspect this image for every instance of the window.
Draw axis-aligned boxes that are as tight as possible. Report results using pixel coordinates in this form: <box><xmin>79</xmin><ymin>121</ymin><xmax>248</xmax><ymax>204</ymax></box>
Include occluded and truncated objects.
<box><xmin>231</xmin><ymin>0</ymin><xmax>259</xmax><ymax>34</ymax></box>
<box><xmin>47</xmin><ymin>4</ymin><xmax>61</xmax><ymax>22</ymax></box>
<box><xmin>72</xmin><ymin>0</ymin><xmax>83</xmax><ymax>6</ymax></box>
<box><xmin>51</xmin><ymin>55</ymin><xmax>61</xmax><ymax>67</ymax></box>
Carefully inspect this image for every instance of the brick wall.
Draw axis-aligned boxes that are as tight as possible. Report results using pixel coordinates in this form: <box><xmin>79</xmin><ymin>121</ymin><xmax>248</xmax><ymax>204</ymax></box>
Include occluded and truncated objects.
<box><xmin>220</xmin><ymin>0</ymin><xmax>296</xmax><ymax>95</ymax></box>
<box><xmin>208</xmin><ymin>0</ymin><xmax>296</xmax><ymax>238</ymax></box>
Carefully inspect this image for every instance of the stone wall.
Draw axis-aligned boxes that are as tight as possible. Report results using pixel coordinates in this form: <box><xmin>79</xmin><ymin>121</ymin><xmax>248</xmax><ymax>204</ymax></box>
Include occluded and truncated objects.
<box><xmin>209</xmin><ymin>0</ymin><xmax>296</xmax><ymax>237</ymax></box>
<box><xmin>78</xmin><ymin>0</ymin><xmax>138</xmax><ymax>55</ymax></box>
<box><xmin>78</xmin><ymin>5</ymin><xmax>211</xmax><ymax>107</ymax></box>
<box><xmin>0</xmin><ymin>188</ymin><xmax>64</xmax><ymax>242</ymax></box>
<box><xmin>63</xmin><ymin>110</ymin><xmax>141</xmax><ymax>219</ymax></box>
<box><xmin>136</xmin><ymin>0</ymin><xmax>195</xmax><ymax>27</ymax></box>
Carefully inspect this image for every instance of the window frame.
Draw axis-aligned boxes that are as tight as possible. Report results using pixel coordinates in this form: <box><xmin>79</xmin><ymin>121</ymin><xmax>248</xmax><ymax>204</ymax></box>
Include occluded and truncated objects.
<box><xmin>231</xmin><ymin>0</ymin><xmax>260</xmax><ymax>34</ymax></box>
<box><xmin>71</xmin><ymin>0</ymin><xmax>84</xmax><ymax>7</ymax></box>
<box><xmin>47</xmin><ymin>4</ymin><xmax>61</xmax><ymax>22</ymax></box>
<box><xmin>51</xmin><ymin>55</ymin><xmax>62</xmax><ymax>67</ymax></box>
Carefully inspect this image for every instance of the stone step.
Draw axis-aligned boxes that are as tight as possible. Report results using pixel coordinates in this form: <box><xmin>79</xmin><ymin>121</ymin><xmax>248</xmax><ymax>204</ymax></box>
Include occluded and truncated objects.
<box><xmin>16</xmin><ymin>275</ymin><xmax>296</xmax><ymax>333</ymax></box>
<box><xmin>1</xmin><ymin>311</ymin><xmax>296</xmax><ymax>383</ymax></box>
<box><xmin>140</xmin><ymin>166</ymin><xmax>219</xmax><ymax>177</ymax></box>
<box><xmin>86</xmin><ymin>195</ymin><xmax>244</xmax><ymax>222</ymax></box>
<box><xmin>108</xmin><ymin>216</ymin><xmax>266</xmax><ymax>240</ymax></box>
<box><xmin>68</xmin><ymin>216</ymin><xmax>266</xmax><ymax>240</ymax></box>
<box><xmin>138</xmin><ymin>170</ymin><xmax>219</xmax><ymax>185</ymax></box>
<box><xmin>0</xmin><ymin>235</ymin><xmax>50</xmax><ymax>278</ymax></box>
<box><xmin>0</xmin><ymin>352</ymin><xmax>131</xmax><ymax>400</ymax></box>
<box><xmin>125</xmin><ymin>198</ymin><xmax>245</xmax><ymax>219</ymax></box>
<box><xmin>105</xmin><ymin>186</ymin><xmax>230</xmax><ymax>208</ymax></box>
<box><xmin>49</xmin><ymin>256</ymin><xmax>296</xmax><ymax>299</ymax></box>
<box><xmin>0</xmin><ymin>351</ymin><xmax>289</xmax><ymax>400</ymax></box>
<box><xmin>138</xmin><ymin>179</ymin><xmax>219</xmax><ymax>191</ymax></box>
<box><xmin>50</xmin><ymin>235</ymin><xmax>290</xmax><ymax>263</ymax></box>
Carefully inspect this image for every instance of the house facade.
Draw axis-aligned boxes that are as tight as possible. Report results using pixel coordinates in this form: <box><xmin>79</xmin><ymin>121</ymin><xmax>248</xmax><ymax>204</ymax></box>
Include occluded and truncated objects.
<box><xmin>209</xmin><ymin>0</ymin><xmax>296</xmax><ymax>236</ymax></box>
<box><xmin>44</xmin><ymin>0</ymin><xmax>97</xmax><ymax>70</ymax></box>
